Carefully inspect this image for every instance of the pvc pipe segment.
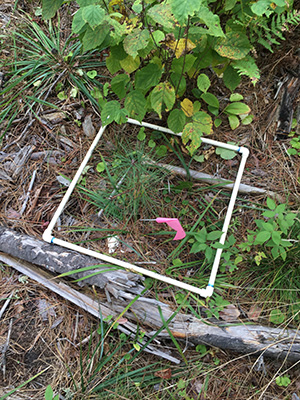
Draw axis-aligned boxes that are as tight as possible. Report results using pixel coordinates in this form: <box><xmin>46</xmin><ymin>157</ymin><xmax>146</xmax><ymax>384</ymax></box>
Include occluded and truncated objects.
<box><xmin>43</xmin><ymin>118</ymin><xmax>249</xmax><ymax>298</ymax></box>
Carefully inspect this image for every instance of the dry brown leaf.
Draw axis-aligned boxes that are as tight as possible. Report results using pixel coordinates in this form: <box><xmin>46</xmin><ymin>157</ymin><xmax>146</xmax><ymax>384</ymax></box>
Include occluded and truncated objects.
<box><xmin>247</xmin><ymin>304</ymin><xmax>262</xmax><ymax>322</ymax></box>
<box><xmin>219</xmin><ymin>304</ymin><xmax>240</xmax><ymax>322</ymax></box>
<box><xmin>154</xmin><ymin>368</ymin><xmax>172</xmax><ymax>379</ymax></box>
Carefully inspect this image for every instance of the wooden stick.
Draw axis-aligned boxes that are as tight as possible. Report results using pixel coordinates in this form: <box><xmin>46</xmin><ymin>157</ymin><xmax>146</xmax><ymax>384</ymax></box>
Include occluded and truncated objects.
<box><xmin>1</xmin><ymin>250</ymin><xmax>299</xmax><ymax>363</ymax></box>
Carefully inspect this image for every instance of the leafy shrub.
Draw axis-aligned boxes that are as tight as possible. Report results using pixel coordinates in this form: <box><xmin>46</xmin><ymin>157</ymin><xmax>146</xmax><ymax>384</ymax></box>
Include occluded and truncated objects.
<box><xmin>41</xmin><ymin>1</ymin><xmax>299</xmax><ymax>153</ymax></box>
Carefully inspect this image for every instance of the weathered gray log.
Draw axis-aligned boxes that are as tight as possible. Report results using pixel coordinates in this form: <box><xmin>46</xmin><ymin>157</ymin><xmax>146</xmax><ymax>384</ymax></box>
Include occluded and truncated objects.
<box><xmin>156</xmin><ymin>162</ymin><xmax>279</xmax><ymax>198</ymax></box>
<box><xmin>0</xmin><ymin>226</ymin><xmax>300</xmax><ymax>363</ymax></box>
<box><xmin>0</xmin><ymin>226</ymin><xmax>144</xmax><ymax>294</ymax></box>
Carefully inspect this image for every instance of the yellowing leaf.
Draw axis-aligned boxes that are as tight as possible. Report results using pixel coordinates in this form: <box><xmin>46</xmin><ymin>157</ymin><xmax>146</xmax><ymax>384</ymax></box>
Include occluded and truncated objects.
<box><xmin>120</xmin><ymin>55</ymin><xmax>140</xmax><ymax>73</ymax></box>
<box><xmin>167</xmin><ymin>38</ymin><xmax>196</xmax><ymax>58</ymax></box>
<box><xmin>133</xmin><ymin>343</ymin><xmax>141</xmax><ymax>351</ymax></box>
<box><xmin>108</xmin><ymin>0</ymin><xmax>126</xmax><ymax>14</ymax></box>
<box><xmin>150</xmin><ymin>82</ymin><xmax>175</xmax><ymax>118</ymax></box>
<box><xmin>182</xmin><ymin>122</ymin><xmax>202</xmax><ymax>155</ymax></box>
<box><xmin>193</xmin><ymin>111</ymin><xmax>213</xmax><ymax>135</ymax></box>
<box><xmin>181</xmin><ymin>98</ymin><xmax>194</xmax><ymax>117</ymax></box>
<box><xmin>123</xmin><ymin>28</ymin><xmax>150</xmax><ymax>58</ymax></box>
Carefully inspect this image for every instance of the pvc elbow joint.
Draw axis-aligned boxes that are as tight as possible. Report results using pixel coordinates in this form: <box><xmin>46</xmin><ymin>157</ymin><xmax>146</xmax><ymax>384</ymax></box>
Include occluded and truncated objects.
<box><xmin>43</xmin><ymin>229</ymin><xmax>53</xmax><ymax>243</ymax></box>
<box><xmin>238</xmin><ymin>146</ymin><xmax>250</xmax><ymax>158</ymax></box>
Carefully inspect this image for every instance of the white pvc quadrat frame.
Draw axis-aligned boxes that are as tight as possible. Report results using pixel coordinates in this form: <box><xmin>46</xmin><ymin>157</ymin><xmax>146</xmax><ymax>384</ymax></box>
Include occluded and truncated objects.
<box><xmin>43</xmin><ymin>118</ymin><xmax>249</xmax><ymax>297</ymax></box>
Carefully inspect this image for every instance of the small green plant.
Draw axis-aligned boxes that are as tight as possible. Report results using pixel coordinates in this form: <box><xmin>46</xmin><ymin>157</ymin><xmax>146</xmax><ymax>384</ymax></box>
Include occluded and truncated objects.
<box><xmin>275</xmin><ymin>375</ymin><xmax>291</xmax><ymax>388</ymax></box>
<box><xmin>204</xmin><ymin>293</ymin><xmax>231</xmax><ymax>319</ymax></box>
<box><xmin>239</xmin><ymin>198</ymin><xmax>297</xmax><ymax>261</ymax></box>
<box><xmin>287</xmin><ymin>135</ymin><xmax>300</xmax><ymax>156</ymax></box>
<box><xmin>45</xmin><ymin>385</ymin><xmax>59</xmax><ymax>400</ymax></box>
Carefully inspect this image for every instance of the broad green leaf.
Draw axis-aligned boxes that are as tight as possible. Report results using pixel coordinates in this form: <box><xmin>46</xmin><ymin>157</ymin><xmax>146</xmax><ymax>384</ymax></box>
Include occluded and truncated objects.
<box><xmin>224</xmin><ymin>102</ymin><xmax>250</xmax><ymax>115</ymax></box>
<box><xmin>196</xmin><ymin>6</ymin><xmax>225</xmax><ymax>37</ymax></box>
<box><xmin>241</xmin><ymin>114</ymin><xmax>253</xmax><ymax>125</ymax></box>
<box><xmin>123</xmin><ymin>29</ymin><xmax>150</xmax><ymax>58</ymax></box>
<box><xmin>82</xmin><ymin>5</ymin><xmax>105</xmax><ymax>29</ymax></box>
<box><xmin>124</xmin><ymin>90</ymin><xmax>147</xmax><ymax>122</ymax></box>
<box><xmin>254</xmin><ymin>231</ymin><xmax>271</xmax><ymax>244</ymax></box>
<box><xmin>269</xmin><ymin>309</ymin><xmax>285</xmax><ymax>324</ymax></box>
<box><xmin>216</xmin><ymin>147</ymin><xmax>236</xmax><ymax>160</ymax></box>
<box><xmin>208</xmin><ymin>105</ymin><xmax>218</xmax><ymax>116</ymax></box>
<box><xmin>152</xmin><ymin>30</ymin><xmax>165</xmax><ymax>43</ymax></box>
<box><xmin>261</xmin><ymin>222</ymin><xmax>274</xmax><ymax>232</ymax></box>
<box><xmin>150</xmin><ymin>82</ymin><xmax>175</xmax><ymax>118</ymax></box>
<box><xmin>135</xmin><ymin>63</ymin><xmax>162</xmax><ymax>91</ymax></box>
<box><xmin>201</xmin><ymin>93</ymin><xmax>219</xmax><ymax>109</ymax></box>
<box><xmin>110</xmin><ymin>43</ymin><xmax>127</xmax><ymax>61</ymax></box>
<box><xmin>207</xmin><ymin>231</ymin><xmax>223</xmax><ymax>240</ymax></box>
<box><xmin>101</xmin><ymin>101</ymin><xmax>127</xmax><ymax>125</ymax></box>
<box><xmin>120</xmin><ymin>55</ymin><xmax>140</xmax><ymax>73</ymax></box>
<box><xmin>214</xmin><ymin>118</ymin><xmax>222</xmax><ymax>128</ymax></box>
<box><xmin>188</xmin><ymin>27</ymin><xmax>208</xmax><ymax>52</ymax></box>
<box><xmin>267</xmin><ymin>197</ymin><xmax>276</xmax><ymax>210</ymax></box>
<box><xmin>147</xmin><ymin>4</ymin><xmax>175</xmax><ymax>30</ymax></box>
<box><xmin>171</xmin><ymin>0</ymin><xmax>201</xmax><ymax>23</ymax></box>
<box><xmin>171</xmin><ymin>54</ymin><xmax>196</xmax><ymax>74</ymax></box>
<box><xmin>148</xmin><ymin>140</ymin><xmax>156</xmax><ymax>148</ymax></box>
<box><xmin>182</xmin><ymin>122</ymin><xmax>203</xmax><ymax>155</ymax></box>
<box><xmin>251</xmin><ymin>0</ymin><xmax>271</xmax><ymax>16</ymax></box>
<box><xmin>272</xmin><ymin>231</ymin><xmax>282</xmax><ymax>245</ymax></box>
<box><xmin>72</xmin><ymin>9</ymin><xmax>87</xmax><ymax>34</ymax></box>
<box><xmin>190</xmin><ymin>242</ymin><xmax>207</xmax><ymax>253</ymax></box>
<box><xmin>167</xmin><ymin>109</ymin><xmax>186</xmax><ymax>133</ymax></box>
<box><xmin>156</xmin><ymin>145</ymin><xmax>168</xmax><ymax>157</ymax></box>
<box><xmin>132</xmin><ymin>0</ymin><xmax>142</xmax><ymax>12</ymax></box>
<box><xmin>45</xmin><ymin>386</ymin><xmax>54</xmax><ymax>400</ymax></box>
<box><xmin>111</xmin><ymin>74</ymin><xmax>130</xmax><ymax>99</ymax></box>
<box><xmin>224</xmin><ymin>0</ymin><xmax>238</xmax><ymax>11</ymax></box>
<box><xmin>230</xmin><ymin>93</ymin><xmax>243</xmax><ymax>102</ymax></box>
<box><xmin>82</xmin><ymin>25</ymin><xmax>109</xmax><ymax>51</ymax></box>
<box><xmin>228</xmin><ymin>115</ymin><xmax>240</xmax><ymax>130</ymax></box>
<box><xmin>223</xmin><ymin>65</ymin><xmax>241</xmax><ymax>92</ymax></box>
<box><xmin>232</xmin><ymin>56</ymin><xmax>260</xmax><ymax>85</ymax></box>
<box><xmin>214</xmin><ymin>31</ymin><xmax>251</xmax><ymax>60</ymax></box>
<box><xmin>197</xmin><ymin>74</ymin><xmax>210</xmax><ymax>93</ymax></box>
<box><xmin>193</xmin><ymin>111</ymin><xmax>213</xmax><ymax>135</ymax></box>
<box><xmin>42</xmin><ymin>0</ymin><xmax>63</xmax><ymax>19</ymax></box>
<box><xmin>106</xmin><ymin>55</ymin><xmax>121</xmax><ymax>74</ymax></box>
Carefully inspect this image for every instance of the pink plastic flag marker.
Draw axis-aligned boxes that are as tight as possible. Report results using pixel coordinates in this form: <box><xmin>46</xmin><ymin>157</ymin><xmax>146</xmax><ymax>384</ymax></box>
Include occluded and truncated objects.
<box><xmin>142</xmin><ymin>218</ymin><xmax>186</xmax><ymax>240</ymax></box>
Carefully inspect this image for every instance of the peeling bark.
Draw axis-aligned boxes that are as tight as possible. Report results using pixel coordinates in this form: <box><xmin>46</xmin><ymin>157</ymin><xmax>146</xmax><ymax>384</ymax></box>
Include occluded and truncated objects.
<box><xmin>0</xmin><ymin>226</ymin><xmax>144</xmax><ymax>294</ymax></box>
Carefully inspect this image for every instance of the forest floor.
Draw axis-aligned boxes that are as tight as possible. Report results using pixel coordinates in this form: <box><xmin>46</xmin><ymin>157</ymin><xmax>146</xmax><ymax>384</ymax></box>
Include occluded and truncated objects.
<box><xmin>0</xmin><ymin>1</ymin><xmax>300</xmax><ymax>399</ymax></box>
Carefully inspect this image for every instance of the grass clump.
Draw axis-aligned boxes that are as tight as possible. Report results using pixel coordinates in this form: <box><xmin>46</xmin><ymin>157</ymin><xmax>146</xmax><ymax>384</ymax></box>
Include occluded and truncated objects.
<box><xmin>0</xmin><ymin>14</ymin><xmax>107</xmax><ymax>141</ymax></box>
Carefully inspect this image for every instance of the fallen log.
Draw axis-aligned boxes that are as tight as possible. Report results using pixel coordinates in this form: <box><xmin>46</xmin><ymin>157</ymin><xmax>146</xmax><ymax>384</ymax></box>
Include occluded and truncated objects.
<box><xmin>0</xmin><ymin>226</ymin><xmax>299</xmax><ymax>363</ymax></box>
<box><xmin>0</xmin><ymin>226</ymin><xmax>144</xmax><ymax>294</ymax></box>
